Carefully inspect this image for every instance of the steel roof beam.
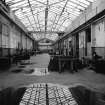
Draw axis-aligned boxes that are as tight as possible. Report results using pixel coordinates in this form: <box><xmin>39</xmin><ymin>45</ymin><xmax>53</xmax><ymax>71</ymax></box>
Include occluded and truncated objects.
<box><xmin>21</xmin><ymin>9</ymin><xmax>35</xmax><ymax>31</ymax></box>
<box><xmin>29</xmin><ymin>31</ymin><xmax>64</xmax><ymax>34</ymax></box>
<box><xmin>50</xmin><ymin>7</ymin><xmax>80</xmax><ymax>15</ymax></box>
<box><xmin>68</xmin><ymin>0</ymin><xmax>86</xmax><ymax>9</ymax></box>
<box><xmin>26</xmin><ymin>23</ymin><xmax>46</xmax><ymax>27</ymax></box>
<box><xmin>48</xmin><ymin>20</ymin><xmax>66</xmax><ymax>28</ymax></box>
<box><xmin>7</xmin><ymin>0</ymin><xmax>25</xmax><ymax>6</ymax></box>
<box><xmin>48</xmin><ymin>0</ymin><xmax>66</xmax><ymax>6</ymax></box>
<box><xmin>65</xmin><ymin>11</ymin><xmax>80</xmax><ymax>16</ymax></box>
<box><xmin>47</xmin><ymin>0</ymin><xmax>69</xmax><ymax>32</ymax></box>
<box><xmin>27</xmin><ymin>0</ymin><xmax>39</xmax><ymax>30</ymax></box>
<box><xmin>50</xmin><ymin>14</ymin><xmax>57</xmax><ymax>31</ymax></box>
<box><xmin>85</xmin><ymin>0</ymin><xmax>93</xmax><ymax>3</ymax></box>
<box><xmin>49</xmin><ymin>10</ymin><xmax>77</xmax><ymax>21</ymax></box>
<box><xmin>63</xmin><ymin>6</ymin><xmax>81</xmax><ymax>12</ymax></box>
<box><xmin>10</xmin><ymin>2</ymin><xmax>28</xmax><ymax>8</ymax></box>
<box><xmin>5</xmin><ymin>0</ymin><xmax>94</xmax><ymax>41</ymax></box>
<box><xmin>36</xmin><ymin>13</ymin><xmax>41</xmax><ymax>31</ymax></box>
<box><xmin>16</xmin><ymin>9</ymin><xmax>45</xmax><ymax>18</ymax></box>
<box><xmin>45</xmin><ymin>0</ymin><xmax>49</xmax><ymax>34</ymax></box>
<box><xmin>25</xmin><ymin>19</ymin><xmax>67</xmax><ymax>28</ymax></box>
<box><xmin>33</xmin><ymin>0</ymin><xmax>47</xmax><ymax>5</ymax></box>
<box><xmin>76</xmin><ymin>0</ymin><xmax>89</xmax><ymax>6</ymax></box>
<box><xmin>53</xmin><ymin>0</ymin><xmax>69</xmax><ymax>31</ymax></box>
<box><xmin>65</xmin><ymin>4</ymin><xmax>83</xmax><ymax>11</ymax></box>
<box><xmin>57</xmin><ymin>17</ymin><xmax>71</xmax><ymax>31</ymax></box>
<box><xmin>50</xmin><ymin>3</ymin><xmax>84</xmax><ymax>12</ymax></box>
<box><xmin>11</xmin><ymin>5</ymin><xmax>45</xmax><ymax>12</ymax></box>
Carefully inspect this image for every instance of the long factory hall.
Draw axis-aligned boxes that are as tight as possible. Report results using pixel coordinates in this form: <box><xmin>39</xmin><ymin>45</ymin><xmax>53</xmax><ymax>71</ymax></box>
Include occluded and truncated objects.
<box><xmin>0</xmin><ymin>0</ymin><xmax>105</xmax><ymax>105</ymax></box>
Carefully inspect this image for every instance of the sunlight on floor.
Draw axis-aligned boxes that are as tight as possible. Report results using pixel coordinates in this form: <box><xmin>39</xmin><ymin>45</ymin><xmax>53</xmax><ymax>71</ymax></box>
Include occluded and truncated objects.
<box><xmin>28</xmin><ymin>68</ymin><xmax>49</xmax><ymax>76</ymax></box>
<box><xmin>20</xmin><ymin>83</ymin><xmax>78</xmax><ymax>105</ymax></box>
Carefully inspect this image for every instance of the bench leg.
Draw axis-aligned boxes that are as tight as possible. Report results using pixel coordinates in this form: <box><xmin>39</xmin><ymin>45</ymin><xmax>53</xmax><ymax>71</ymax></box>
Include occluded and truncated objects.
<box><xmin>59</xmin><ymin>60</ymin><xmax>62</xmax><ymax>73</ymax></box>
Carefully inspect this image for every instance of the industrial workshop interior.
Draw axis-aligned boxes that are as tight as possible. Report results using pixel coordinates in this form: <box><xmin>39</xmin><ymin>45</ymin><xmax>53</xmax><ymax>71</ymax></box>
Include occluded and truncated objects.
<box><xmin>0</xmin><ymin>0</ymin><xmax>105</xmax><ymax>105</ymax></box>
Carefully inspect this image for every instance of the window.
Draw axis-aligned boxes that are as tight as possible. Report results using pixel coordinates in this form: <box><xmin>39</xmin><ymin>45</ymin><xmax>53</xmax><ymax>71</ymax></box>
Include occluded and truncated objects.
<box><xmin>5</xmin><ymin>0</ymin><xmax>94</xmax><ymax>41</ymax></box>
<box><xmin>2</xmin><ymin>24</ymin><xmax>9</xmax><ymax>48</ymax></box>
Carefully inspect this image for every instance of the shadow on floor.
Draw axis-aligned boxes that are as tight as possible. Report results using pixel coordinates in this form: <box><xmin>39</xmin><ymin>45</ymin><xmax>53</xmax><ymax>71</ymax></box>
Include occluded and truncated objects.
<box><xmin>70</xmin><ymin>86</ymin><xmax>105</xmax><ymax>105</ymax></box>
<box><xmin>0</xmin><ymin>85</ymin><xmax>105</xmax><ymax>105</ymax></box>
<box><xmin>0</xmin><ymin>87</ymin><xmax>26</xmax><ymax>105</ymax></box>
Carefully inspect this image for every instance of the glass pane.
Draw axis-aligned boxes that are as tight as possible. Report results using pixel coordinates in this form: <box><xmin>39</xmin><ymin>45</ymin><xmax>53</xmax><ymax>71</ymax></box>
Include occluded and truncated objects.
<box><xmin>5</xmin><ymin>0</ymin><xmax>94</xmax><ymax>40</ymax></box>
<box><xmin>2</xmin><ymin>24</ymin><xmax>8</xmax><ymax>36</ymax></box>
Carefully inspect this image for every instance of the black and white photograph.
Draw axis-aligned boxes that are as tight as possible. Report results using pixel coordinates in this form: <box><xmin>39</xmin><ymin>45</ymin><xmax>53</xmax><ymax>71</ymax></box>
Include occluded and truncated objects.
<box><xmin>0</xmin><ymin>0</ymin><xmax>105</xmax><ymax>105</ymax></box>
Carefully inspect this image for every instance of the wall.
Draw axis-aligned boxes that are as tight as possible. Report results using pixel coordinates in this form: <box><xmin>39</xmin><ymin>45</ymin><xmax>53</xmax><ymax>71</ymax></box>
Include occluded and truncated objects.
<box><xmin>63</xmin><ymin>0</ymin><xmax>105</xmax><ymax>59</ymax></box>
<box><xmin>0</xmin><ymin>10</ymin><xmax>34</xmax><ymax>57</ymax></box>
<box><xmin>87</xmin><ymin>43</ymin><xmax>91</xmax><ymax>57</ymax></box>
<box><xmin>22</xmin><ymin>33</ymin><xmax>27</xmax><ymax>49</ymax></box>
<box><xmin>79</xmin><ymin>31</ymin><xmax>86</xmax><ymax>59</ymax></box>
<box><xmin>65</xmin><ymin>0</ymin><xmax>105</xmax><ymax>33</ymax></box>
<box><xmin>0</xmin><ymin>14</ymin><xmax>10</xmax><ymax>56</ymax></box>
<box><xmin>27</xmin><ymin>38</ymin><xmax>32</xmax><ymax>50</ymax></box>
<box><xmin>92</xmin><ymin>18</ymin><xmax>105</xmax><ymax>58</ymax></box>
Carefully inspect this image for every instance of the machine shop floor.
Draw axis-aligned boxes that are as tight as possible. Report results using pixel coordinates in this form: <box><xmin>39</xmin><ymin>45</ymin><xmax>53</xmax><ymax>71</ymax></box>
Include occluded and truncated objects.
<box><xmin>0</xmin><ymin>53</ymin><xmax>105</xmax><ymax>105</ymax></box>
<box><xmin>0</xmin><ymin>53</ymin><xmax>105</xmax><ymax>93</ymax></box>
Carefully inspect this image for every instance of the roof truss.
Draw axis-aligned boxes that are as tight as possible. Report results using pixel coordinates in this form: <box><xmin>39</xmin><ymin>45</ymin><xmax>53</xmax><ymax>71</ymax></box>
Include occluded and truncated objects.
<box><xmin>5</xmin><ymin>0</ymin><xmax>94</xmax><ymax>40</ymax></box>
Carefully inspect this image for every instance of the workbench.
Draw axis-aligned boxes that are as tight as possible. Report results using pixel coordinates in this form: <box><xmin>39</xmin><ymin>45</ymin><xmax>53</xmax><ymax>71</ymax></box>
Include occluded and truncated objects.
<box><xmin>50</xmin><ymin>55</ymin><xmax>78</xmax><ymax>73</ymax></box>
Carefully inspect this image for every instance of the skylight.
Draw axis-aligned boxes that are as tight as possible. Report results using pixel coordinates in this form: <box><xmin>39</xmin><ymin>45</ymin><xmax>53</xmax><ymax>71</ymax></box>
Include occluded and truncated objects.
<box><xmin>6</xmin><ymin>0</ymin><xmax>94</xmax><ymax>40</ymax></box>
